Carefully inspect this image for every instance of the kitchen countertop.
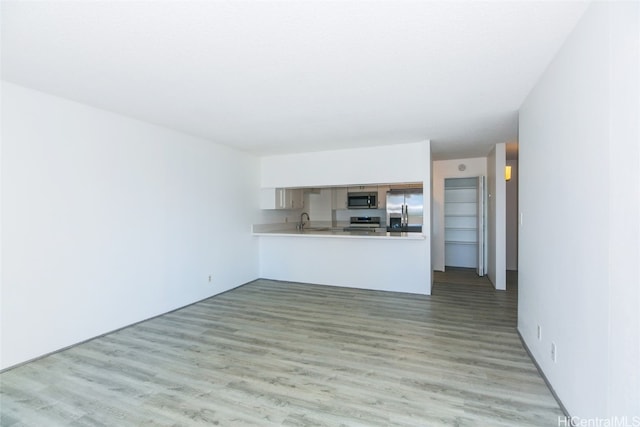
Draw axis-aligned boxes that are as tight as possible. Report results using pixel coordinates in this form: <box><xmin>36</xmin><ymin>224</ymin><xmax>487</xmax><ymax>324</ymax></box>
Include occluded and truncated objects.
<box><xmin>252</xmin><ymin>227</ymin><xmax>426</xmax><ymax>240</ymax></box>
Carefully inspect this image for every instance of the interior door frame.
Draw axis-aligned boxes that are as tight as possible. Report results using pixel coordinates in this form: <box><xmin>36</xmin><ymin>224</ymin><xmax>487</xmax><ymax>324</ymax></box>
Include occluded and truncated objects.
<box><xmin>477</xmin><ymin>176</ymin><xmax>488</xmax><ymax>276</ymax></box>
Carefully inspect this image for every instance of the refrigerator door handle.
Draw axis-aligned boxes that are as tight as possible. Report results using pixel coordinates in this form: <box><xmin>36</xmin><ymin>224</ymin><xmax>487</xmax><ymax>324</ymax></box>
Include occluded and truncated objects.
<box><xmin>405</xmin><ymin>204</ymin><xmax>408</xmax><ymax>226</ymax></box>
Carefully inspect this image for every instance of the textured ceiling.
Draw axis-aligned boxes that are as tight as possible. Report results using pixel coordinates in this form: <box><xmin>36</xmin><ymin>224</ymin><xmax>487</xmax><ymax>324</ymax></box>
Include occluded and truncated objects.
<box><xmin>1</xmin><ymin>1</ymin><xmax>588</xmax><ymax>159</ymax></box>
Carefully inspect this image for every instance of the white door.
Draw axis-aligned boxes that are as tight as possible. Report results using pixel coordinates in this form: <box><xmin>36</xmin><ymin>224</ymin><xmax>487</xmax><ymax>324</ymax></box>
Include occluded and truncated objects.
<box><xmin>477</xmin><ymin>176</ymin><xmax>486</xmax><ymax>276</ymax></box>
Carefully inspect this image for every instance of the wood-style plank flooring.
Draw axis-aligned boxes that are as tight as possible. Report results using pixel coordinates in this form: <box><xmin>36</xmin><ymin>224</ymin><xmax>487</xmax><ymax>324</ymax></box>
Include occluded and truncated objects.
<box><xmin>433</xmin><ymin>267</ymin><xmax>494</xmax><ymax>287</ymax></box>
<box><xmin>1</xmin><ymin>277</ymin><xmax>563</xmax><ymax>426</ymax></box>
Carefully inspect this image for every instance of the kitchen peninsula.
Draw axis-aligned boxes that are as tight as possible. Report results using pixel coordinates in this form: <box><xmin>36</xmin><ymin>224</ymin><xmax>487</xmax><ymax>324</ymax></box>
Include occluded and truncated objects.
<box><xmin>258</xmin><ymin>141</ymin><xmax>432</xmax><ymax>295</ymax></box>
<box><xmin>254</xmin><ymin>184</ymin><xmax>430</xmax><ymax>295</ymax></box>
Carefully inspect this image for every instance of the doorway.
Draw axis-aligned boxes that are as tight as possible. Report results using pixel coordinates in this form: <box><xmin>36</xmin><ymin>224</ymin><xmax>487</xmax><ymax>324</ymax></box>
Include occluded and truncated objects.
<box><xmin>444</xmin><ymin>177</ymin><xmax>487</xmax><ymax>275</ymax></box>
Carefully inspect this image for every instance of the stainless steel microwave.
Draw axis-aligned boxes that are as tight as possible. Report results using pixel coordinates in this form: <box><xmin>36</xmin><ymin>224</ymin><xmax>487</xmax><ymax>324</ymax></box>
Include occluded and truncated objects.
<box><xmin>347</xmin><ymin>192</ymin><xmax>377</xmax><ymax>209</ymax></box>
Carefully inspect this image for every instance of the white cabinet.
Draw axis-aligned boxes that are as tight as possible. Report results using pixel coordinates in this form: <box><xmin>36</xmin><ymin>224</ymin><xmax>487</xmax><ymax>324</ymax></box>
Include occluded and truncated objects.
<box><xmin>260</xmin><ymin>188</ymin><xmax>304</xmax><ymax>210</ymax></box>
<box><xmin>332</xmin><ymin>187</ymin><xmax>348</xmax><ymax>209</ymax></box>
<box><xmin>260</xmin><ymin>188</ymin><xmax>284</xmax><ymax>209</ymax></box>
<box><xmin>389</xmin><ymin>183</ymin><xmax>423</xmax><ymax>190</ymax></box>
<box><xmin>377</xmin><ymin>185</ymin><xmax>389</xmax><ymax>209</ymax></box>
<box><xmin>348</xmin><ymin>185</ymin><xmax>378</xmax><ymax>193</ymax></box>
<box><xmin>285</xmin><ymin>188</ymin><xmax>304</xmax><ymax>210</ymax></box>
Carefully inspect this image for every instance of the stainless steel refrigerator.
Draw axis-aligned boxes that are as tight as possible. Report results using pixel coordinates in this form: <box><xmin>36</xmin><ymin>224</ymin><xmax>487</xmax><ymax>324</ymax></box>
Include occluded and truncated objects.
<box><xmin>386</xmin><ymin>189</ymin><xmax>423</xmax><ymax>232</ymax></box>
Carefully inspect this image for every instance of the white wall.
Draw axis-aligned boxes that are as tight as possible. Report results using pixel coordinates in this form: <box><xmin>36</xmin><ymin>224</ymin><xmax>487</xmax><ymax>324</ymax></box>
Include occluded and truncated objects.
<box><xmin>607</xmin><ymin>1</ymin><xmax>640</xmax><ymax>417</ymax></box>
<box><xmin>261</xmin><ymin>142</ymin><xmax>428</xmax><ymax>188</ymax></box>
<box><xmin>431</xmin><ymin>157</ymin><xmax>487</xmax><ymax>272</ymax></box>
<box><xmin>487</xmin><ymin>143</ymin><xmax>506</xmax><ymax>291</ymax></box>
<box><xmin>1</xmin><ymin>82</ymin><xmax>260</xmax><ymax>370</ymax></box>
<box><xmin>260</xmin><ymin>141</ymin><xmax>432</xmax><ymax>293</ymax></box>
<box><xmin>505</xmin><ymin>159</ymin><xmax>518</xmax><ymax>270</ymax></box>
<box><xmin>519</xmin><ymin>1</ymin><xmax>639</xmax><ymax>419</ymax></box>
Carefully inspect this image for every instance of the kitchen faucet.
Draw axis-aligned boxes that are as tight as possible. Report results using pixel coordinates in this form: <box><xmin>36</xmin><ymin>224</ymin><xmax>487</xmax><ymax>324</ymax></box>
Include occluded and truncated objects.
<box><xmin>298</xmin><ymin>212</ymin><xmax>310</xmax><ymax>230</ymax></box>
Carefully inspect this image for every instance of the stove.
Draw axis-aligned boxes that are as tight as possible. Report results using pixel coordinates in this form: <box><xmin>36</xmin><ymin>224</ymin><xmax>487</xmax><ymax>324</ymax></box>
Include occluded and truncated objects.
<box><xmin>343</xmin><ymin>216</ymin><xmax>381</xmax><ymax>232</ymax></box>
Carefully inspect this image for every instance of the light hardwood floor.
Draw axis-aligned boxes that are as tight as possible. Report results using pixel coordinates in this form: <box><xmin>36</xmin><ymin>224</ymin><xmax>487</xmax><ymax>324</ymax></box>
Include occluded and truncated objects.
<box><xmin>433</xmin><ymin>267</ymin><xmax>493</xmax><ymax>287</ymax></box>
<box><xmin>1</xmin><ymin>278</ymin><xmax>563</xmax><ymax>426</ymax></box>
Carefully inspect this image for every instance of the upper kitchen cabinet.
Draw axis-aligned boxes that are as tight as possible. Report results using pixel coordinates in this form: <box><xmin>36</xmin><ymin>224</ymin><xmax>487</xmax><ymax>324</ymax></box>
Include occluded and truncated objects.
<box><xmin>348</xmin><ymin>185</ymin><xmax>378</xmax><ymax>193</ymax></box>
<box><xmin>331</xmin><ymin>187</ymin><xmax>349</xmax><ymax>210</ymax></box>
<box><xmin>377</xmin><ymin>185</ymin><xmax>390</xmax><ymax>209</ymax></box>
<box><xmin>260</xmin><ymin>188</ymin><xmax>304</xmax><ymax>210</ymax></box>
<box><xmin>389</xmin><ymin>182</ymin><xmax>423</xmax><ymax>190</ymax></box>
<box><xmin>286</xmin><ymin>188</ymin><xmax>304</xmax><ymax>209</ymax></box>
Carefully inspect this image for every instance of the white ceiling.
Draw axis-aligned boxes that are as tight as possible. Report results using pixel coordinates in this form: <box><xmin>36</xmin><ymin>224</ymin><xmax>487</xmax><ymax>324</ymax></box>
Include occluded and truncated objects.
<box><xmin>1</xmin><ymin>1</ymin><xmax>588</xmax><ymax>160</ymax></box>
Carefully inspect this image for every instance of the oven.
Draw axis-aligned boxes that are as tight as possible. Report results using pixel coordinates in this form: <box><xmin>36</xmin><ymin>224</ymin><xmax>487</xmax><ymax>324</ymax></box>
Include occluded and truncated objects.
<box><xmin>343</xmin><ymin>216</ymin><xmax>381</xmax><ymax>232</ymax></box>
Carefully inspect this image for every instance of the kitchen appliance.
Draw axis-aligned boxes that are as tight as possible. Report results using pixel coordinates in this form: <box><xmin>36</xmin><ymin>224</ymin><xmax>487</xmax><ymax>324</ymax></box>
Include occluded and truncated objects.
<box><xmin>386</xmin><ymin>189</ymin><xmax>423</xmax><ymax>232</ymax></box>
<box><xmin>347</xmin><ymin>192</ymin><xmax>377</xmax><ymax>209</ymax></box>
<box><xmin>343</xmin><ymin>216</ymin><xmax>381</xmax><ymax>232</ymax></box>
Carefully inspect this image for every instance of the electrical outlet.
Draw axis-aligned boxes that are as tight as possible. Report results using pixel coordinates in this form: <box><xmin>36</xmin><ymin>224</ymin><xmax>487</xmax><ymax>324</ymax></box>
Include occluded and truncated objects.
<box><xmin>537</xmin><ymin>325</ymin><xmax>542</xmax><ymax>341</ymax></box>
<box><xmin>208</xmin><ymin>275</ymin><xmax>212</xmax><ymax>283</ymax></box>
<box><xmin>551</xmin><ymin>342</ymin><xmax>557</xmax><ymax>362</ymax></box>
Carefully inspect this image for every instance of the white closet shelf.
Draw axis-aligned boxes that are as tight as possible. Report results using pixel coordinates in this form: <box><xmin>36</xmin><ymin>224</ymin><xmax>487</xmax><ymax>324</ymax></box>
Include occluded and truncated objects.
<box><xmin>445</xmin><ymin>177</ymin><xmax>480</xmax><ymax>269</ymax></box>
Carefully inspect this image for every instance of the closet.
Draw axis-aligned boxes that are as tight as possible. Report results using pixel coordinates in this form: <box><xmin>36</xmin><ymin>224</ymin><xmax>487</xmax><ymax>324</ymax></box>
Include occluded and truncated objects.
<box><xmin>444</xmin><ymin>177</ymin><xmax>485</xmax><ymax>274</ymax></box>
